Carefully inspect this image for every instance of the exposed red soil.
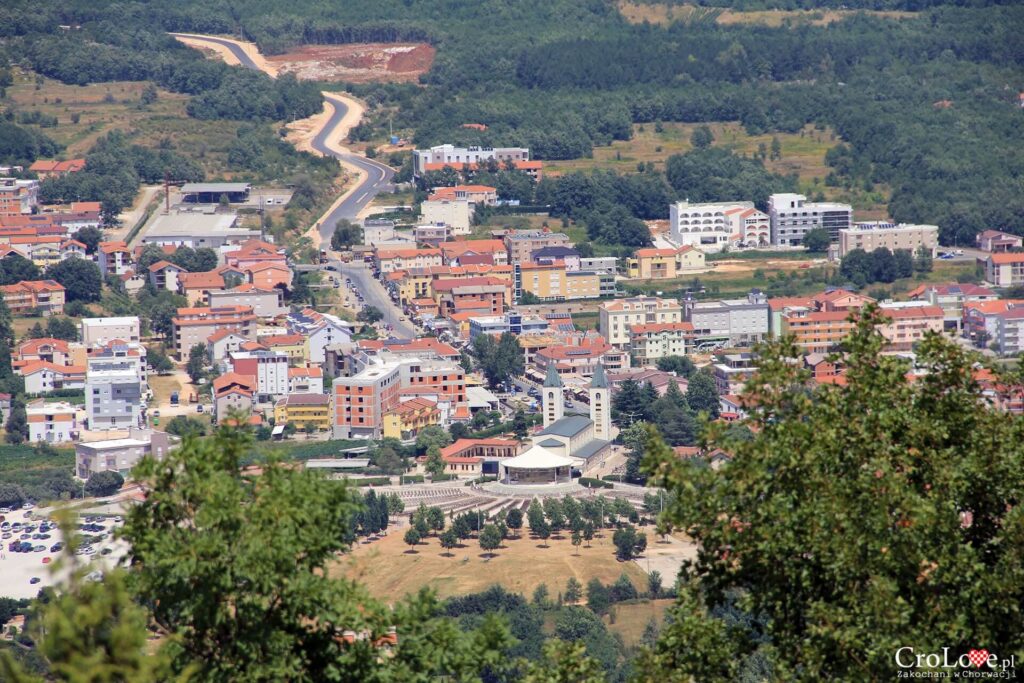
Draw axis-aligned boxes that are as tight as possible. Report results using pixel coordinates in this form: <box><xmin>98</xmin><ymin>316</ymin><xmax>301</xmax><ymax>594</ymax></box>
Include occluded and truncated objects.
<box><xmin>266</xmin><ymin>43</ymin><xmax>435</xmax><ymax>83</ymax></box>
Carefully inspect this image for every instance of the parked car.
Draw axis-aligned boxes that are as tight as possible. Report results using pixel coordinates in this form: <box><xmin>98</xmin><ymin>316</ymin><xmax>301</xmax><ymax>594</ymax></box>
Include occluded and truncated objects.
<box><xmin>29</xmin><ymin>577</ymin><xmax>40</xmax><ymax>585</ymax></box>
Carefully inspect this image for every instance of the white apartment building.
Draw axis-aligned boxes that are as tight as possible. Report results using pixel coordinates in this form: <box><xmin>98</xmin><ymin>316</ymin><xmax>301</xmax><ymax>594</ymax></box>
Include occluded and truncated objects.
<box><xmin>26</xmin><ymin>399</ymin><xmax>77</xmax><ymax>443</ymax></box>
<box><xmin>420</xmin><ymin>199</ymin><xmax>472</xmax><ymax>235</ymax></box>
<box><xmin>81</xmin><ymin>317</ymin><xmax>141</xmax><ymax>346</ymax></box>
<box><xmin>85</xmin><ymin>343</ymin><xmax>147</xmax><ymax>430</ymax></box>
<box><xmin>684</xmin><ymin>290</ymin><xmax>770</xmax><ymax>350</ymax></box>
<box><xmin>769</xmin><ymin>193</ymin><xmax>853</xmax><ymax>246</ymax></box>
<box><xmin>629</xmin><ymin>322</ymin><xmax>694</xmax><ymax>364</ymax></box>
<box><xmin>838</xmin><ymin>222</ymin><xmax>939</xmax><ymax>258</ymax></box>
<box><xmin>412</xmin><ymin>145</ymin><xmax>530</xmax><ymax>176</ymax></box>
<box><xmin>670</xmin><ymin>201</ymin><xmax>765</xmax><ymax>253</ymax></box>
<box><xmin>599</xmin><ymin>296</ymin><xmax>683</xmax><ymax>349</ymax></box>
<box><xmin>228</xmin><ymin>350</ymin><xmax>289</xmax><ymax>401</ymax></box>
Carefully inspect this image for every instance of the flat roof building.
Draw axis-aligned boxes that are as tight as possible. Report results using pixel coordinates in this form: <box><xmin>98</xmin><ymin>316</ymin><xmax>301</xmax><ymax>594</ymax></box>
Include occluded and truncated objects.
<box><xmin>142</xmin><ymin>212</ymin><xmax>259</xmax><ymax>248</ymax></box>
<box><xmin>839</xmin><ymin>221</ymin><xmax>938</xmax><ymax>258</ymax></box>
<box><xmin>180</xmin><ymin>182</ymin><xmax>251</xmax><ymax>204</ymax></box>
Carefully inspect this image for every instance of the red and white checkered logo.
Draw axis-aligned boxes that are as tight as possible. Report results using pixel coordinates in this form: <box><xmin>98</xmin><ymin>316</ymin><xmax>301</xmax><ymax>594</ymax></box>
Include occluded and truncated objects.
<box><xmin>967</xmin><ymin>649</ymin><xmax>990</xmax><ymax>668</ymax></box>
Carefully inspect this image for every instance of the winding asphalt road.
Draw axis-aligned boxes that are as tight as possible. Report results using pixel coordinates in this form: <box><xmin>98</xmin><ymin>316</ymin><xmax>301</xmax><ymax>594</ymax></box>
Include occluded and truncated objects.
<box><xmin>169</xmin><ymin>33</ymin><xmax>395</xmax><ymax>239</ymax></box>
<box><xmin>172</xmin><ymin>34</ymin><xmax>412</xmax><ymax>337</ymax></box>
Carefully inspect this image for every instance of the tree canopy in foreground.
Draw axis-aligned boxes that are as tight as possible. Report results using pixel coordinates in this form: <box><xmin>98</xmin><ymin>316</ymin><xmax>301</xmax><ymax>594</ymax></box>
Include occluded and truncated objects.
<box><xmin>640</xmin><ymin>306</ymin><xmax>1024</xmax><ymax>681</ymax></box>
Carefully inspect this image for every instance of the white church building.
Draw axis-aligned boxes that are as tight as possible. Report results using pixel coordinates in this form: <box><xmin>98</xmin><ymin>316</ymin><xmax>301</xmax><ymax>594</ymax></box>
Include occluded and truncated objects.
<box><xmin>499</xmin><ymin>363</ymin><xmax>614</xmax><ymax>485</ymax></box>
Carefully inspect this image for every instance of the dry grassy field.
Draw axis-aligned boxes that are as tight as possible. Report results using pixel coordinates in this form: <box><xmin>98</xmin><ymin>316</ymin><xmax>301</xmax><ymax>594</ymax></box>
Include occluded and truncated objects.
<box><xmin>618</xmin><ymin>2</ymin><xmax>915</xmax><ymax>27</ymax></box>
<box><xmin>6</xmin><ymin>69</ymin><xmax>242</xmax><ymax>177</ymax></box>
<box><xmin>335</xmin><ymin>523</ymin><xmax>648</xmax><ymax>605</ymax></box>
<box><xmin>605</xmin><ymin>598</ymin><xmax>675</xmax><ymax>646</ymax></box>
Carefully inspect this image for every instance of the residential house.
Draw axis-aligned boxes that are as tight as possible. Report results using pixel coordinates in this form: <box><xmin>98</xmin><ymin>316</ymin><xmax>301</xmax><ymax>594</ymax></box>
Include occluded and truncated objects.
<box><xmin>288</xmin><ymin>366</ymin><xmax>324</xmax><ymax>394</ymax></box>
<box><xmin>375</xmin><ymin>248</ymin><xmax>444</xmax><ymax>274</ymax></box>
<box><xmin>274</xmin><ymin>394</ymin><xmax>332</xmax><ymax>431</ymax></box>
<box><xmin>427</xmin><ymin>184</ymin><xmax>498</xmax><ymax>206</ymax></box>
<box><xmin>383</xmin><ymin>397</ymin><xmax>440</xmax><ymax>440</ymax></box>
<box><xmin>432</xmin><ymin>276</ymin><xmax>507</xmax><ymax>317</ymax></box>
<box><xmin>963</xmin><ymin>300</ymin><xmax>1024</xmax><ymax>351</ymax></box>
<box><xmin>213</xmin><ymin>372</ymin><xmax>256</xmax><ymax>423</ymax></box>
<box><xmin>412</xmin><ymin>145</ymin><xmax>530</xmax><ymax>176</ymax></box>
<box><xmin>228</xmin><ymin>350</ymin><xmax>290</xmax><ymax>400</ymax></box>
<box><xmin>441</xmin><ymin>239</ymin><xmax>509</xmax><ymax>266</ymax></box>
<box><xmin>148</xmin><ymin>260</ymin><xmax>188</xmax><ymax>292</ymax></box>
<box><xmin>684</xmin><ymin>291</ymin><xmax>771</xmax><ymax>349</ymax></box>
<box><xmin>177</xmin><ymin>271</ymin><xmax>226</xmax><ymax>306</ymax></box>
<box><xmin>627</xmin><ymin>245</ymin><xmax>705</xmax><ymax>279</ymax></box>
<box><xmin>19</xmin><ymin>360</ymin><xmax>86</xmax><ymax>394</ymax></box>
<box><xmin>285</xmin><ymin>308</ymin><xmax>353</xmax><ymax>363</ymax></box>
<box><xmin>599</xmin><ymin>296</ymin><xmax>683</xmax><ymax>349</ymax></box>
<box><xmin>172</xmin><ymin>306</ymin><xmax>257</xmax><ymax>358</ymax></box>
<box><xmin>96</xmin><ymin>241</ymin><xmax>133</xmax><ymax>276</ymax></box>
<box><xmin>907</xmin><ymin>283</ymin><xmax>998</xmax><ymax>331</ymax></box>
<box><xmin>629</xmin><ymin>322</ymin><xmax>694</xmax><ymax>364</ymax></box>
<box><xmin>0</xmin><ymin>178</ymin><xmax>39</xmax><ymax>216</ymax></box>
<box><xmin>534</xmin><ymin>339</ymin><xmax>630</xmax><ymax>378</ymax></box>
<box><xmin>0</xmin><ymin>280</ymin><xmax>65</xmax><ymax>315</ymax></box>
<box><xmin>261</xmin><ymin>334</ymin><xmax>308</xmax><ymax>362</ymax></box>
<box><xmin>420</xmin><ymin>199</ymin><xmax>472</xmax><ymax>235</ymax></box>
<box><xmin>29</xmin><ymin>158</ymin><xmax>85</xmax><ymax>179</ymax></box>
<box><xmin>977</xmin><ymin>230</ymin><xmax>1023</xmax><ymax>253</ymax></box>
<box><xmin>26</xmin><ymin>398</ymin><xmax>77</xmax><ymax>443</ymax></box>
<box><xmin>208</xmin><ymin>284</ymin><xmax>286</xmax><ymax>317</ymax></box>
<box><xmin>517</xmin><ymin>262</ymin><xmax>601</xmax><ymax>302</ymax></box>
<box><xmin>984</xmin><ymin>253</ymin><xmax>1024</xmax><ymax>287</ymax></box>
<box><xmin>875</xmin><ymin>303</ymin><xmax>945</xmax><ymax>351</ymax></box>
<box><xmin>80</xmin><ymin>317</ymin><xmax>140</xmax><ymax>345</ymax></box>
<box><xmin>207</xmin><ymin>329</ymin><xmax>252</xmax><ymax>362</ymax></box>
<box><xmin>504</xmin><ymin>230</ymin><xmax>570</xmax><ymax>265</ymax></box>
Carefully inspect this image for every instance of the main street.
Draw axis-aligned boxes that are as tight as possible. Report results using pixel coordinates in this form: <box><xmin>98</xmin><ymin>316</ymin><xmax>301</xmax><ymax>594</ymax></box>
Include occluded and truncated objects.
<box><xmin>327</xmin><ymin>258</ymin><xmax>418</xmax><ymax>339</ymax></box>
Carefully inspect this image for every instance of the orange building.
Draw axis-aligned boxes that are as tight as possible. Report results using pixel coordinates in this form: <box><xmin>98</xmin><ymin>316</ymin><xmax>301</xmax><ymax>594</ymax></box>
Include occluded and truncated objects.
<box><xmin>0</xmin><ymin>279</ymin><xmax>65</xmax><ymax>315</ymax></box>
<box><xmin>333</xmin><ymin>363</ymin><xmax>402</xmax><ymax>439</ymax></box>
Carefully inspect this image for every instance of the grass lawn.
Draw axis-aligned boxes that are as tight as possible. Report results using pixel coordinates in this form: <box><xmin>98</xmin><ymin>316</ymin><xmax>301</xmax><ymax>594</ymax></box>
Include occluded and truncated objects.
<box><xmin>605</xmin><ymin>598</ymin><xmax>675</xmax><ymax>646</ymax></box>
<box><xmin>336</xmin><ymin>524</ymin><xmax>647</xmax><ymax>605</ymax></box>
<box><xmin>148</xmin><ymin>373</ymin><xmax>183</xmax><ymax>407</ymax></box>
<box><xmin>573</xmin><ymin>312</ymin><xmax>600</xmax><ymax>332</ymax></box>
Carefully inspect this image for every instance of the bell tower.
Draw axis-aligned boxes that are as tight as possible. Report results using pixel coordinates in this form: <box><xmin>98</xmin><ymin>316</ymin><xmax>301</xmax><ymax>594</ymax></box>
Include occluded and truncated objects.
<box><xmin>542</xmin><ymin>362</ymin><xmax>564</xmax><ymax>427</ymax></box>
<box><xmin>589</xmin><ymin>362</ymin><xmax>611</xmax><ymax>441</ymax></box>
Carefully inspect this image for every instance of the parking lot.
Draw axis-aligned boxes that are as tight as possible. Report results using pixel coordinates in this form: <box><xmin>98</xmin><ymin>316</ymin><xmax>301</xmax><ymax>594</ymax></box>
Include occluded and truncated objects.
<box><xmin>0</xmin><ymin>506</ymin><xmax>129</xmax><ymax>600</ymax></box>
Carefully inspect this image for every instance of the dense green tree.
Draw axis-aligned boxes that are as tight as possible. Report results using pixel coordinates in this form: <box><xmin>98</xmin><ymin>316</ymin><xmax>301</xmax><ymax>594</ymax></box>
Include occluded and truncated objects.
<box><xmin>686</xmin><ymin>371</ymin><xmax>720</xmax><ymax>419</ymax></box>
<box><xmin>45</xmin><ymin>259</ymin><xmax>102</xmax><ymax>302</ymax></box>
<box><xmin>472</xmin><ymin>332</ymin><xmax>524</xmax><ymax>389</ymax></box>
<box><xmin>612</xmin><ymin>525</ymin><xmax>647</xmax><ymax>561</ymax></box>
<box><xmin>330</xmin><ymin>220</ymin><xmax>362</xmax><ymax>250</ymax></box>
<box><xmin>146</xmin><ymin>345</ymin><xmax>175</xmax><ymax>374</ymax></box>
<box><xmin>185</xmin><ymin>344</ymin><xmax>206</xmax><ymax>384</ymax></box>
<box><xmin>45</xmin><ymin>316</ymin><xmax>78</xmax><ymax>341</ymax></box>
<box><xmin>357</xmin><ymin>305</ymin><xmax>383</xmax><ymax>324</ymax></box>
<box><xmin>479</xmin><ymin>524</ymin><xmax>502</xmax><ymax>557</ymax></box>
<box><xmin>415</xmin><ymin>425</ymin><xmax>451</xmax><ymax>454</ymax></box>
<box><xmin>655</xmin><ymin>355</ymin><xmax>695</xmax><ymax>377</ymax></box>
<box><xmin>5</xmin><ymin>397</ymin><xmax>28</xmax><ymax>445</ymax></box>
<box><xmin>564</xmin><ymin>577</ymin><xmax>583</xmax><ymax>604</ymax></box>
<box><xmin>652</xmin><ymin>380</ymin><xmax>698</xmax><ymax>447</ymax></box>
<box><xmin>163</xmin><ymin>415</ymin><xmax>206</xmax><ymax>439</ymax></box>
<box><xmin>801</xmin><ymin>227</ymin><xmax>830</xmax><ymax>253</ymax></box>
<box><xmin>71</xmin><ymin>227</ymin><xmax>103</xmax><ymax>255</ymax></box>
<box><xmin>690</xmin><ymin>125</ymin><xmax>714</xmax><ymax>149</ymax></box>
<box><xmin>0</xmin><ymin>255</ymin><xmax>41</xmax><ymax>286</ymax></box>
<box><xmin>643</xmin><ymin>308</ymin><xmax>1024</xmax><ymax>680</ymax></box>
<box><xmin>169</xmin><ymin>247</ymin><xmax>217</xmax><ymax>274</ymax></box>
<box><xmin>425</xmin><ymin>446</ymin><xmax>445</xmax><ymax>479</ymax></box>
<box><xmin>83</xmin><ymin>470</ymin><xmax>124</xmax><ymax>497</ymax></box>
<box><xmin>439</xmin><ymin>528</ymin><xmax>458</xmax><ymax>556</ymax></box>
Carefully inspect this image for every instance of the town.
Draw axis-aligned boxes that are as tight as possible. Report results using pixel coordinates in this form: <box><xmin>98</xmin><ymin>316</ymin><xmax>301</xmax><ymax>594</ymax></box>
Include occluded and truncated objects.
<box><xmin>0</xmin><ymin>3</ymin><xmax>1021</xmax><ymax>679</ymax></box>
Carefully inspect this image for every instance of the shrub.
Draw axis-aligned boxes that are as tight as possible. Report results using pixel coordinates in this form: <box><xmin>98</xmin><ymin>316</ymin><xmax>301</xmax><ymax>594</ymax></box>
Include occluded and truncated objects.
<box><xmin>578</xmin><ymin>477</ymin><xmax>612</xmax><ymax>489</ymax></box>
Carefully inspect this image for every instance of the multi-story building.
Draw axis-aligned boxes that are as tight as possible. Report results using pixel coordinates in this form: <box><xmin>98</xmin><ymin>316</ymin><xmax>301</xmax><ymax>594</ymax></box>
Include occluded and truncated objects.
<box><xmin>274</xmin><ymin>394</ymin><xmax>332</xmax><ymax>431</ymax></box>
<box><xmin>669</xmin><ymin>201</ymin><xmax>770</xmax><ymax>252</ymax></box>
<box><xmin>284</xmin><ymin>308</ymin><xmax>353</xmax><ymax>364</ymax></box>
<box><xmin>990</xmin><ymin>306</ymin><xmax>1024</xmax><ymax>356</ymax></box>
<box><xmin>504</xmin><ymin>230</ymin><xmax>571</xmax><ymax>265</ymax></box>
<box><xmin>420</xmin><ymin>199</ymin><xmax>473</xmax><ymax>235</ymax></box>
<box><xmin>332</xmin><ymin>361</ymin><xmax>402</xmax><ymax>439</ymax></box>
<box><xmin>177</xmin><ymin>271</ymin><xmax>226</xmax><ymax>306</ymax></box>
<box><xmin>212</xmin><ymin>373</ymin><xmax>256</xmax><ymax>423</ymax></box>
<box><xmin>876</xmin><ymin>303</ymin><xmax>945</xmax><ymax>352</ymax></box>
<box><xmin>0</xmin><ymin>280</ymin><xmax>65</xmax><ymax>315</ymax></box>
<box><xmin>963</xmin><ymin>300</ymin><xmax>1024</xmax><ymax>350</ymax></box>
<box><xmin>0</xmin><ymin>178</ymin><xmax>38</xmax><ymax>216</ymax></box>
<box><xmin>80</xmin><ymin>316</ymin><xmax>141</xmax><ymax>346</ymax></box>
<box><xmin>413</xmin><ymin>224</ymin><xmax>450</xmax><ymax>246</ymax></box>
<box><xmin>208</xmin><ymin>284</ymin><xmax>286</xmax><ymax>318</ymax></box>
<box><xmin>838</xmin><ymin>222</ymin><xmax>939</xmax><ymax>258</ymax></box>
<box><xmin>375</xmin><ymin>247</ymin><xmax>444</xmax><ymax>274</ymax></box>
<box><xmin>85</xmin><ymin>342</ymin><xmax>147</xmax><ymax>430</ymax></box>
<box><xmin>985</xmin><ymin>253</ymin><xmax>1024</xmax><ymax>287</ymax></box>
<box><xmin>712</xmin><ymin>353</ymin><xmax>759</xmax><ymax>395</ymax></box>
<box><xmin>288</xmin><ymin>366</ymin><xmax>324</xmax><ymax>394</ymax></box>
<box><xmin>382</xmin><ymin>397</ymin><xmax>441</xmax><ymax>440</ymax></box>
<box><xmin>684</xmin><ymin>291</ymin><xmax>770</xmax><ymax>349</ymax></box>
<box><xmin>172</xmin><ymin>306</ymin><xmax>257</xmax><ymax>358</ymax></box>
<box><xmin>26</xmin><ymin>398</ymin><xmax>77</xmax><ymax>443</ymax></box>
<box><xmin>75</xmin><ymin>428</ymin><xmax>179</xmax><ymax>479</ymax></box>
<box><xmin>96</xmin><ymin>241</ymin><xmax>133</xmax><ymax>276</ymax></box>
<box><xmin>627</xmin><ymin>245</ymin><xmax>705</xmax><ymax>279</ymax></box>
<box><xmin>413</xmin><ymin>145</ymin><xmax>530</xmax><ymax>176</ymax></box>
<box><xmin>780</xmin><ymin>309</ymin><xmax>856</xmax><ymax>354</ymax></box>
<box><xmin>441</xmin><ymin>239</ymin><xmax>510</xmax><ymax>266</ymax></box>
<box><xmin>769</xmin><ymin>193</ymin><xmax>853</xmax><ymax>246</ymax></box>
<box><xmin>599</xmin><ymin>296</ymin><xmax>683</xmax><ymax>349</ymax></box>
<box><xmin>468</xmin><ymin>313</ymin><xmax>549</xmax><ymax>339</ymax></box>
<box><xmin>534</xmin><ymin>340</ymin><xmax>630</xmax><ymax>378</ymax></box>
<box><xmin>19</xmin><ymin>361</ymin><xmax>86</xmax><ymax>394</ymax></box>
<box><xmin>629</xmin><ymin>322</ymin><xmax>694</xmax><ymax>364</ymax></box>
<box><xmin>516</xmin><ymin>263</ymin><xmax>601</xmax><ymax>302</ymax></box>
<box><xmin>907</xmin><ymin>283</ymin><xmax>998</xmax><ymax>332</ymax></box>
<box><xmin>229</xmin><ymin>350</ymin><xmax>289</xmax><ymax>401</ymax></box>
<box><xmin>148</xmin><ymin>260</ymin><xmax>188</xmax><ymax>292</ymax></box>
<box><xmin>432</xmin><ymin>276</ymin><xmax>507</xmax><ymax>317</ymax></box>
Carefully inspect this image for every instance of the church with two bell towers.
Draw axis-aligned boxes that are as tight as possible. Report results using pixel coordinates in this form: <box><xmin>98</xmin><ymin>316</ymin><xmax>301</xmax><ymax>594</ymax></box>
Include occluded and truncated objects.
<box><xmin>517</xmin><ymin>362</ymin><xmax>613</xmax><ymax>468</ymax></box>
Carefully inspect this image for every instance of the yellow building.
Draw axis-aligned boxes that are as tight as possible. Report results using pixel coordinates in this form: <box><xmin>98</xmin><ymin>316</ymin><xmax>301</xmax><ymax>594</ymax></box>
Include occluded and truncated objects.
<box><xmin>260</xmin><ymin>333</ymin><xmax>308</xmax><ymax>362</ymax></box>
<box><xmin>274</xmin><ymin>394</ymin><xmax>331</xmax><ymax>431</ymax></box>
<box><xmin>382</xmin><ymin>397</ymin><xmax>440</xmax><ymax>440</ymax></box>
<box><xmin>627</xmin><ymin>246</ymin><xmax>705</xmax><ymax>280</ymax></box>
<box><xmin>520</xmin><ymin>263</ymin><xmax>600</xmax><ymax>301</ymax></box>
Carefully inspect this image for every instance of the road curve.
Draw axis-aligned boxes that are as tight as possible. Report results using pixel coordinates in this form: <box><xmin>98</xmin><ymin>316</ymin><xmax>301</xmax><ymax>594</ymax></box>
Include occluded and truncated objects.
<box><xmin>169</xmin><ymin>33</ymin><xmax>395</xmax><ymax>235</ymax></box>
